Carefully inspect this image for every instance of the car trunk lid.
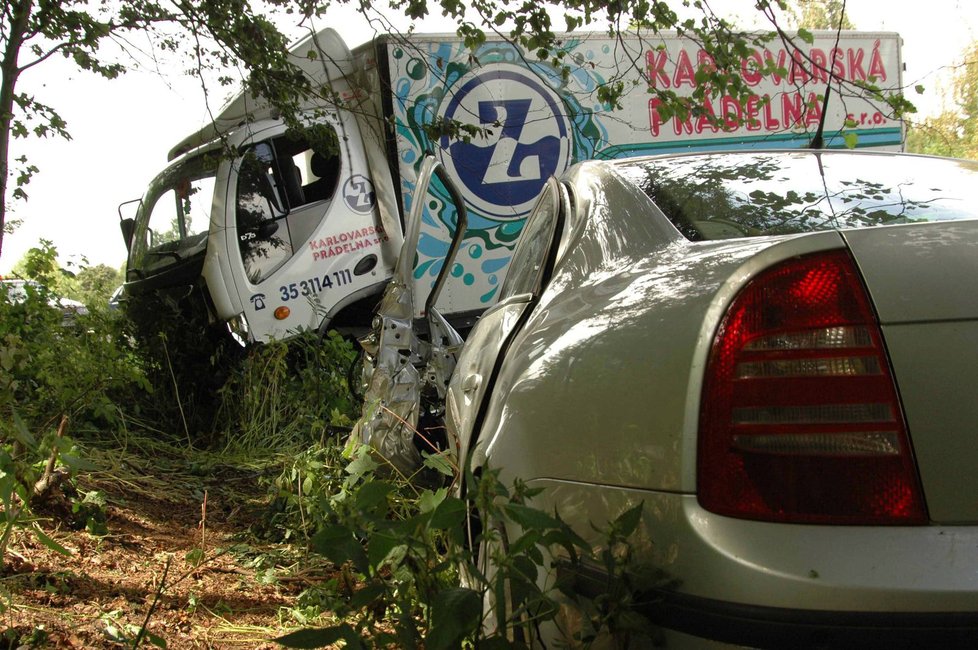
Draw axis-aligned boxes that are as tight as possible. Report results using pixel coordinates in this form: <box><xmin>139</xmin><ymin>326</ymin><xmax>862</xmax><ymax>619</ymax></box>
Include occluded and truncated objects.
<box><xmin>843</xmin><ymin>221</ymin><xmax>978</xmax><ymax>524</ymax></box>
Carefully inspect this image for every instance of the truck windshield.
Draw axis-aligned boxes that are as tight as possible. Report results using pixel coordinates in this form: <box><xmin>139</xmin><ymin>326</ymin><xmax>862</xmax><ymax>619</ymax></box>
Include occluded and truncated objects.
<box><xmin>129</xmin><ymin>152</ymin><xmax>219</xmax><ymax>278</ymax></box>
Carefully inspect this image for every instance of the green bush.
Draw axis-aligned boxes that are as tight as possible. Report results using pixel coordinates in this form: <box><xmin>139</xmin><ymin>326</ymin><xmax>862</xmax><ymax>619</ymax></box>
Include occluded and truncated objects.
<box><xmin>0</xmin><ymin>258</ymin><xmax>148</xmax><ymax>565</ymax></box>
<box><xmin>121</xmin><ymin>287</ymin><xmax>245</xmax><ymax>442</ymax></box>
<box><xmin>0</xmin><ymin>281</ymin><xmax>149</xmax><ymax>438</ymax></box>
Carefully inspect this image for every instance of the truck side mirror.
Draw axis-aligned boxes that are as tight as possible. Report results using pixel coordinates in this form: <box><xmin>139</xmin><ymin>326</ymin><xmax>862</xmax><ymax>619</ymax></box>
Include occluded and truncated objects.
<box><xmin>120</xmin><ymin>217</ymin><xmax>136</xmax><ymax>252</ymax></box>
<box><xmin>117</xmin><ymin>198</ymin><xmax>142</xmax><ymax>253</ymax></box>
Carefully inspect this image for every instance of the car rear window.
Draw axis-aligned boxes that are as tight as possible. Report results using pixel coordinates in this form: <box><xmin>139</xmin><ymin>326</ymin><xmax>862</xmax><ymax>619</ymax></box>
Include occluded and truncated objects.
<box><xmin>617</xmin><ymin>152</ymin><xmax>978</xmax><ymax>241</ymax></box>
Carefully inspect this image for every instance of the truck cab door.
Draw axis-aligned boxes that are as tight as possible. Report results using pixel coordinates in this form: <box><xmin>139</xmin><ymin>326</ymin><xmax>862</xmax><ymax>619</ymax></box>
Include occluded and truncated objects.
<box><xmin>222</xmin><ymin>116</ymin><xmax>396</xmax><ymax>342</ymax></box>
<box><xmin>354</xmin><ymin>155</ymin><xmax>469</xmax><ymax>479</ymax></box>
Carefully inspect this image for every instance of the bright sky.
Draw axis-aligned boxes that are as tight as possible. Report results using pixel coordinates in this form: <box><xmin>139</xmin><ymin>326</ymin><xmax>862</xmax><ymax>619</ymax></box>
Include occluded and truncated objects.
<box><xmin>3</xmin><ymin>0</ymin><xmax>977</xmax><ymax>274</ymax></box>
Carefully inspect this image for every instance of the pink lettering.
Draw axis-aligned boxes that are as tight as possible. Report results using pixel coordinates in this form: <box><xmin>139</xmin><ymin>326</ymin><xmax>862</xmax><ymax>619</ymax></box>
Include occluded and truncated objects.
<box><xmin>811</xmin><ymin>49</ymin><xmax>829</xmax><ymax>83</ymax></box>
<box><xmin>763</xmin><ymin>95</ymin><xmax>781</xmax><ymax>130</ymax></box>
<box><xmin>868</xmin><ymin>41</ymin><xmax>887</xmax><ymax>81</ymax></box>
<box><xmin>848</xmin><ymin>48</ymin><xmax>866</xmax><ymax>81</ymax></box>
<box><xmin>720</xmin><ymin>96</ymin><xmax>742</xmax><ymax>131</ymax></box>
<box><xmin>674</xmin><ymin>49</ymin><xmax>696</xmax><ymax>88</ymax></box>
<box><xmin>646</xmin><ymin>50</ymin><xmax>671</xmax><ymax>88</ymax></box>
<box><xmin>649</xmin><ymin>97</ymin><xmax>665</xmax><ymax>136</ymax></box>
<box><xmin>788</xmin><ymin>49</ymin><xmax>810</xmax><ymax>85</ymax></box>
<box><xmin>831</xmin><ymin>48</ymin><xmax>846</xmax><ymax>79</ymax></box>
<box><xmin>783</xmin><ymin>93</ymin><xmax>804</xmax><ymax>127</ymax></box>
<box><xmin>763</xmin><ymin>49</ymin><xmax>787</xmax><ymax>84</ymax></box>
<box><xmin>805</xmin><ymin>92</ymin><xmax>822</xmax><ymax>127</ymax></box>
<box><xmin>695</xmin><ymin>97</ymin><xmax>719</xmax><ymax>134</ymax></box>
<box><xmin>745</xmin><ymin>96</ymin><xmax>762</xmax><ymax>130</ymax></box>
<box><xmin>742</xmin><ymin>51</ymin><xmax>763</xmax><ymax>87</ymax></box>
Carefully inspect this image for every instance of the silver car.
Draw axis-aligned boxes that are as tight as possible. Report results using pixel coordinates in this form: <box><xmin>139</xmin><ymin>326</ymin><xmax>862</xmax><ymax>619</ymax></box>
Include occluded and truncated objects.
<box><xmin>361</xmin><ymin>151</ymin><xmax>978</xmax><ymax>647</ymax></box>
<box><xmin>360</xmin><ymin>150</ymin><xmax>978</xmax><ymax>646</ymax></box>
<box><xmin>1</xmin><ymin>278</ymin><xmax>89</xmax><ymax>326</ymax></box>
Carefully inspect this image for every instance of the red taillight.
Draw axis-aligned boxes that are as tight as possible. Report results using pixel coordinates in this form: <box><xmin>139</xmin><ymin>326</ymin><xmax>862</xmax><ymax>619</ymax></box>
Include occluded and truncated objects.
<box><xmin>697</xmin><ymin>250</ymin><xmax>927</xmax><ymax>525</ymax></box>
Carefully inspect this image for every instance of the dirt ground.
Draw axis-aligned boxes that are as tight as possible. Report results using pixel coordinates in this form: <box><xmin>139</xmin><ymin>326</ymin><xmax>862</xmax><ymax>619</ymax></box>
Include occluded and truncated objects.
<box><xmin>0</xmin><ymin>447</ymin><xmax>335</xmax><ymax>649</ymax></box>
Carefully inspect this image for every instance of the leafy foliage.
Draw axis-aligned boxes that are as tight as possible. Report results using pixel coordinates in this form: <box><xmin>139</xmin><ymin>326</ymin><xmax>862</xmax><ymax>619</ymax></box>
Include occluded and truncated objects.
<box><xmin>907</xmin><ymin>41</ymin><xmax>978</xmax><ymax>159</ymax></box>
<box><xmin>216</xmin><ymin>330</ymin><xmax>357</xmax><ymax>452</ymax></box>
<box><xmin>123</xmin><ymin>282</ymin><xmax>358</xmax><ymax>448</ymax></box>
<box><xmin>784</xmin><ymin>0</ymin><xmax>856</xmax><ymax>30</ymax></box>
<box><xmin>0</xmin><ymin>245</ymin><xmax>147</xmax><ymax>566</ymax></box>
<box><xmin>70</xmin><ymin>264</ymin><xmax>121</xmax><ymax>306</ymax></box>
<box><xmin>1</xmin><ymin>250</ymin><xmax>148</xmax><ymax>437</ymax></box>
<box><xmin>270</xmin><ymin>438</ymin><xmax>661</xmax><ymax>648</ymax></box>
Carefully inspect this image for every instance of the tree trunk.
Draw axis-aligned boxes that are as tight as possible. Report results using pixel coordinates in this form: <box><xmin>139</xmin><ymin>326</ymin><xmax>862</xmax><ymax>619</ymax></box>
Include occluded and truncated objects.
<box><xmin>0</xmin><ymin>0</ymin><xmax>35</xmax><ymax>261</ymax></box>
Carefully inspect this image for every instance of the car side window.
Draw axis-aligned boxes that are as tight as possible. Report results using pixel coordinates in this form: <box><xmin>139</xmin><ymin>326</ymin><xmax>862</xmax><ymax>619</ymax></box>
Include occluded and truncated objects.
<box><xmin>498</xmin><ymin>179</ymin><xmax>561</xmax><ymax>300</ymax></box>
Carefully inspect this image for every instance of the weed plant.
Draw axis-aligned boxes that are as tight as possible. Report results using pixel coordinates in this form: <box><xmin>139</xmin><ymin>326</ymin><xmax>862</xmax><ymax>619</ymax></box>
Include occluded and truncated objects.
<box><xmin>272</xmin><ymin>439</ymin><xmax>663</xmax><ymax>649</ymax></box>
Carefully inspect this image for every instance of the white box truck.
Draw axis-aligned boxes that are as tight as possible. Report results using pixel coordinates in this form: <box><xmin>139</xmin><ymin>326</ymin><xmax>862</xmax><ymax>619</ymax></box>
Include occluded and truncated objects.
<box><xmin>119</xmin><ymin>28</ymin><xmax>903</xmax><ymax>343</ymax></box>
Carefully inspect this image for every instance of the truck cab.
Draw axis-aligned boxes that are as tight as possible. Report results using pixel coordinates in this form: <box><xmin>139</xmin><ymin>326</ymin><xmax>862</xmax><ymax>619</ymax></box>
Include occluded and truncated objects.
<box><xmin>122</xmin><ymin>30</ymin><xmax>402</xmax><ymax>343</ymax></box>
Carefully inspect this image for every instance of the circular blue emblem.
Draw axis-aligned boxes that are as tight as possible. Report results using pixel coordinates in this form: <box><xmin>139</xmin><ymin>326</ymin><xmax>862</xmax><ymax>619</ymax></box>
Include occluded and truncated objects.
<box><xmin>438</xmin><ymin>64</ymin><xmax>571</xmax><ymax>220</ymax></box>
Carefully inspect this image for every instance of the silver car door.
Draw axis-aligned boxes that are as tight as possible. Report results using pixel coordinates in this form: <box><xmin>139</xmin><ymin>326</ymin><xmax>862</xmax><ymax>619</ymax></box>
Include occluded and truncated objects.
<box><xmin>354</xmin><ymin>155</ymin><xmax>468</xmax><ymax>478</ymax></box>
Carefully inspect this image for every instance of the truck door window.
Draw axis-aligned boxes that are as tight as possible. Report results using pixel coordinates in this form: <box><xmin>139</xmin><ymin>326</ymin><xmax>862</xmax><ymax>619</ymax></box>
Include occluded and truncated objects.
<box><xmin>234</xmin><ymin>131</ymin><xmax>341</xmax><ymax>284</ymax></box>
<box><xmin>236</xmin><ymin>143</ymin><xmax>294</xmax><ymax>284</ymax></box>
<box><xmin>129</xmin><ymin>153</ymin><xmax>218</xmax><ymax>278</ymax></box>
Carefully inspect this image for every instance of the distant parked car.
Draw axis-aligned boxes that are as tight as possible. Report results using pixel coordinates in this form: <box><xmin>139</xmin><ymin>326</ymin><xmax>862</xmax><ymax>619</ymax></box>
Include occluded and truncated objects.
<box><xmin>1</xmin><ymin>278</ymin><xmax>89</xmax><ymax>326</ymax></box>
<box><xmin>361</xmin><ymin>150</ymin><xmax>978</xmax><ymax>647</ymax></box>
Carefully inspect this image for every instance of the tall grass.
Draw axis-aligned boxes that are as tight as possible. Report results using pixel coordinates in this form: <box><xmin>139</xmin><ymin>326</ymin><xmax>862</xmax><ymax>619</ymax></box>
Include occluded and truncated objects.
<box><xmin>215</xmin><ymin>330</ymin><xmax>358</xmax><ymax>454</ymax></box>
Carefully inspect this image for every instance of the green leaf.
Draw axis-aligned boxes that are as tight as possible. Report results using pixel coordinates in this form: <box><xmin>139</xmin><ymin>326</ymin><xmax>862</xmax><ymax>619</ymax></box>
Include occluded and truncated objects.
<box><xmin>274</xmin><ymin>624</ymin><xmax>363</xmax><ymax>649</ymax></box>
<box><xmin>613</xmin><ymin>502</ymin><xmax>644</xmax><ymax>538</ymax></box>
<box><xmin>503</xmin><ymin>503</ymin><xmax>560</xmax><ymax>531</ymax></box>
<box><xmin>367</xmin><ymin>532</ymin><xmax>402</xmax><ymax>568</ymax></box>
<box><xmin>843</xmin><ymin>132</ymin><xmax>859</xmax><ymax>149</ymax></box>
<box><xmin>915</xmin><ymin>84</ymin><xmax>926</xmax><ymax>95</ymax></box>
<box><xmin>422</xmin><ymin>451</ymin><xmax>456</xmax><ymax>478</ymax></box>
<box><xmin>103</xmin><ymin>624</ymin><xmax>126</xmax><ymax>643</ymax></box>
<box><xmin>311</xmin><ymin>526</ymin><xmax>368</xmax><ymax>573</ymax></box>
<box><xmin>797</xmin><ymin>28</ymin><xmax>814</xmax><ymax>45</ymax></box>
<box><xmin>185</xmin><ymin>548</ymin><xmax>204</xmax><ymax>566</ymax></box>
<box><xmin>355</xmin><ymin>480</ymin><xmax>393</xmax><ymax>513</ymax></box>
<box><xmin>419</xmin><ymin>487</ymin><xmax>447</xmax><ymax>514</ymax></box>
<box><xmin>426</xmin><ymin>587</ymin><xmax>482</xmax><ymax>650</ymax></box>
<box><xmin>344</xmin><ymin>443</ymin><xmax>379</xmax><ymax>480</ymax></box>
<box><xmin>348</xmin><ymin>581</ymin><xmax>387</xmax><ymax>609</ymax></box>
<box><xmin>429</xmin><ymin>496</ymin><xmax>466</xmax><ymax>530</ymax></box>
<box><xmin>10</xmin><ymin>412</ymin><xmax>36</xmax><ymax>449</ymax></box>
<box><xmin>60</xmin><ymin>453</ymin><xmax>97</xmax><ymax>472</ymax></box>
<box><xmin>32</xmin><ymin>525</ymin><xmax>71</xmax><ymax>556</ymax></box>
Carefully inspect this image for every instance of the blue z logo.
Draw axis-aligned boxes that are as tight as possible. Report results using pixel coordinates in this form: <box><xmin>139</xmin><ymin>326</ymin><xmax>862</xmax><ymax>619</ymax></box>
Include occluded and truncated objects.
<box><xmin>438</xmin><ymin>66</ymin><xmax>571</xmax><ymax>220</ymax></box>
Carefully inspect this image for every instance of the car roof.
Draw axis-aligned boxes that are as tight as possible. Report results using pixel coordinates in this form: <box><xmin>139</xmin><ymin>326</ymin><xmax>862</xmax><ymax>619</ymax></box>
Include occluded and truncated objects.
<box><xmin>606</xmin><ymin>147</ymin><xmax>978</xmax><ymax>168</ymax></box>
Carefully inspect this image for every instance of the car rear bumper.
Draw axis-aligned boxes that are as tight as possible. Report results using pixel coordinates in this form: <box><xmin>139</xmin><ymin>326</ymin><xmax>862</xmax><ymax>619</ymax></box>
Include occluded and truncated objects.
<box><xmin>523</xmin><ymin>479</ymin><xmax>978</xmax><ymax>647</ymax></box>
<box><xmin>561</xmin><ymin>559</ymin><xmax>978</xmax><ymax>648</ymax></box>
